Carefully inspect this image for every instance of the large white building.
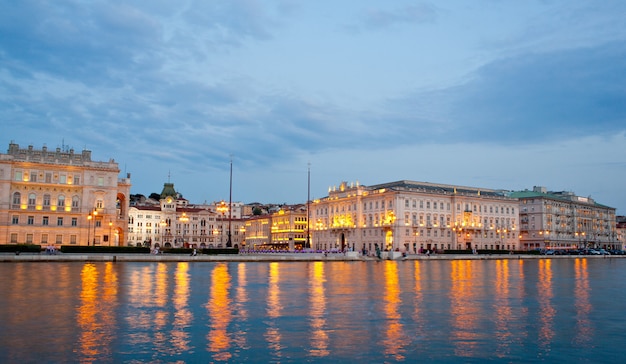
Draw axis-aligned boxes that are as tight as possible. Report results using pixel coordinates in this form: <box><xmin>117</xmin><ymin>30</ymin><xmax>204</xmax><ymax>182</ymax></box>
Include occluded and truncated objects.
<box><xmin>127</xmin><ymin>182</ymin><xmax>245</xmax><ymax>248</ymax></box>
<box><xmin>511</xmin><ymin>186</ymin><xmax>618</xmax><ymax>250</ymax></box>
<box><xmin>312</xmin><ymin>180</ymin><xmax>520</xmax><ymax>253</ymax></box>
<box><xmin>0</xmin><ymin>143</ymin><xmax>131</xmax><ymax>246</ymax></box>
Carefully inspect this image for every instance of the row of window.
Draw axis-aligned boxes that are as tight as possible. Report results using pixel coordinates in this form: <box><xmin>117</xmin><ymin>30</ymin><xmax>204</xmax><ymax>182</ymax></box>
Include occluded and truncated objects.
<box><xmin>317</xmin><ymin>200</ymin><xmax>516</xmax><ymax>216</ymax></box>
<box><xmin>11</xmin><ymin>215</ymin><xmax>85</xmax><ymax>227</ymax></box>
<box><xmin>14</xmin><ymin>170</ymin><xmax>107</xmax><ymax>187</ymax></box>
<box><xmin>11</xmin><ymin>191</ymin><xmax>105</xmax><ymax>211</ymax></box>
<box><xmin>14</xmin><ymin>170</ymin><xmax>82</xmax><ymax>185</ymax></box>
<box><xmin>9</xmin><ymin>233</ymin><xmax>78</xmax><ymax>244</ymax></box>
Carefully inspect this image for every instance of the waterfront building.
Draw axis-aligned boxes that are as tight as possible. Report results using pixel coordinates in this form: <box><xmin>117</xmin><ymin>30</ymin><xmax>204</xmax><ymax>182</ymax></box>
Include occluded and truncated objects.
<box><xmin>243</xmin><ymin>204</ymin><xmax>308</xmax><ymax>251</ymax></box>
<box><xmin>617</xmin><ymin>216</ymin><xmax>626</xmax><ymax>250</ymax></box>
<box><xmin>128</xmin><ymin>182</ymin><xmax>245</xmax><ymax>248</ymax></box>
<box><xmin>311</xmin><ymin>180</ymin><xmax>520</xmax><ymax>253</ymax></box>
<box><xmin>0</xmin><ymin>142</ymin><xmax>130</xmax><ymax>246</ymax></box>
<box><xmin>510</xmin><ymin>186</ymin><xmax>618</xmax><ymax>250</ymax></box>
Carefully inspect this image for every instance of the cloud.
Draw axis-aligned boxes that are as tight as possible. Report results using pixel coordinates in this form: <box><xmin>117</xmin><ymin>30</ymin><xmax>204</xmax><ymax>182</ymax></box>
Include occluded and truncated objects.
<box><xmin>352</xmin><ymin>3</ymin><xmax>438</xmax><ymax>31</ymax></box>
<box><xmin>383</xmin><ymin>40</ymin><xmax>626</xmax><ymax>146</ymax></box>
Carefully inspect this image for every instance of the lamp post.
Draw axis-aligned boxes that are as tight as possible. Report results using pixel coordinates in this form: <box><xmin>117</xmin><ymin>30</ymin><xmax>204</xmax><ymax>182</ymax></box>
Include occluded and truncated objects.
<box><xmin>160</xmin><ymin>220</ymin><xmax>167</xmax><ymax>247</ymax></box>
<box><xmin>217</xmin><ymin>200</ymin><xmax>228</xmax><ymax>247</ymax></box>
<box><xmin>87</xmin><ymin>210</ymin><xmax>98</xmax><ymax>246</ymax></box>
<box><xmin>108</xmin><ymin>220</ymin><xmax>113</xmax><ymax>246</ymax></box>
<box><xmin>227</xmin><ymin>157</ymin><xmax>233</xmax><ymax>248</ymax></box>
<box><xmin>179</xmin><ymin>213</ymin><xmax>189</xmax><ymax>248</ymax></box>
<box><xmin>87</xmin><ymin>213</ymin><xmax>92</xmax><ymax>246</ymax></box>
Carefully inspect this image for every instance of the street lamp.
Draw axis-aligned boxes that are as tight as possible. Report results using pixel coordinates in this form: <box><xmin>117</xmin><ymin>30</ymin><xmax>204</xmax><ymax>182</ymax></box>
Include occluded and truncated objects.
<box><xmin>87</xmin><ymin>213</ymin><xmax>92</xmax><ymax>246</ymax></box>
<box><xmin>179</xmin><ymin>213</ymin><xmax>189</xmax><ymax>248</ymax></box>
<box><xmin>92</xmin><ymin>210</ymin><xmax>98</xmax><ymax>246</ymax></box>
<box><xmin>160</xmin><ymin>220</ymin><xmax>167</xmax><ymax>246</ymax></box>
<box><xmin>216</xmin><ymin>201</ymin><xmax>228</xmax><ymax>247</ymax></box>
<box><xmin>108</xmin><ymin>220</ymin><xmax>113</xmax><ymax>246</ymax></box>
<box><xmin>87</xmin><ymin>210</ymin><xmax>98</xmax><ymax>246</ymax></box>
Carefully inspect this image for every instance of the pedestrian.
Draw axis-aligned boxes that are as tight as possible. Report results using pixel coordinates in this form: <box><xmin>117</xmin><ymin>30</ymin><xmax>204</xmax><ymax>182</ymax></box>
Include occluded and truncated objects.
<box><xmin>375</xmin><ymin>243</ymin><xmax>382</xmax><ymax>259</ymax></box>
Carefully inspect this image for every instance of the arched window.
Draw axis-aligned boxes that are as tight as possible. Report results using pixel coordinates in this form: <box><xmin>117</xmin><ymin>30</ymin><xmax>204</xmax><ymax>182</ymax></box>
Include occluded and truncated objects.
<box><xmin>57</xmin><ymin>195</ymin><xmax>65</xmax><ymax>207</ymax></box>
<box><xmin>12</xmin><ymin>192</ymin><xmax>21</xmax><ymax>206</ymax></box>
<box><xmin>28</xmin><ymin>193</ymin><xmax>36</xmax><ymax>208</ymax></box>
<box><xmin>72</xmin><ymin>196</ymin><xmax>80</xmax><ymax>208</ymax></box>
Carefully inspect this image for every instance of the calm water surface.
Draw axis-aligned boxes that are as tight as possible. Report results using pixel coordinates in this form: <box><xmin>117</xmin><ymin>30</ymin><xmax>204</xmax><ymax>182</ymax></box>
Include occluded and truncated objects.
<box><xmin>1</xmin><ymin>259</ymin><xmax>625</xmax><ymax>363</ymax></box>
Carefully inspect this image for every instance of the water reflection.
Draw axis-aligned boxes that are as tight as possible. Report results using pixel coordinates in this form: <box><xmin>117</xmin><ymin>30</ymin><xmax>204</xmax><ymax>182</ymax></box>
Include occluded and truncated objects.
<box><xmin>412</xmin><ymin>261</ymin><xmax>425</xmax><ymax>339</ymax></box>
<box><xmin>537</xmin><ymin>259</ymin><xmax>555</xmax><ymax>355</ymax></box>
<box><xmin>308</xmin><ymin>261</ymin><xmax>329</xmax><ymax>357</ymax></box>
<box><xmin>77</xmin><ymin>262</ymin><xmax>118</xmax><ymax>362</ymax></box>
<box><xmin>171</xmin><ymin>263</ymin><xmax>192</xmax><ymax>353</ymax></box>
<box><xmin>265</xmin><ymin>262</ymin><xmax>283</xmax><ymax>359</ymax></box>
<box><xmin>494</xmin><ymin>260</ymin><xmax>512</xmax><ymax>357</ymax></box>
<box><xmin>207</xmin><ymin>263</ymin><xmax>233</xmax><ymax>361</ymax></box>
<box><xmin>449</xmin><ymin>260</ymin><xmax>479</xmax><ymax>357</ymax></box>
<box><xmin>574</xmin><ymin>259</ymin><xmax>593</xmax><ymax>346</ymax></box>
<box><xmin>231</xmin><ymin>263</ymin><xmax>249</xmax><ymax>350</ymax></box>
<box><xmin>153</xmin><ymin>263</ymin><xmax>171</xmax><ymax>355</ymax></box>
<box><xmin>382</xmin><ymin>261</ymin><xmax>406</xmax><ymax>360</ymax></box>
<box><xmin>1</xmin><ymin>260</ymin><xmax>625</xmax><ymax>363</ymax></box>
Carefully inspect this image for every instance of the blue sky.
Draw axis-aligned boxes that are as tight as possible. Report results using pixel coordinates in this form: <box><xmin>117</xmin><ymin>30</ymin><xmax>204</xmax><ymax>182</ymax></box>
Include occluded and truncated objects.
<box><xmin>2</xmin><ymin>1</ymin><xmax>626</xmax><ymax>214</ymax></box>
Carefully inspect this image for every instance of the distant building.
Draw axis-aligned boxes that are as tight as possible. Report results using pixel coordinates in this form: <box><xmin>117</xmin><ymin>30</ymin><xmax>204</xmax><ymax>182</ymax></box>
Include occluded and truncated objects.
<box><xmin>127</xmin><ymin>182</ymin><xmax>245</xmax><ymax>248</ymax></box>
<box><xmin>312</xmin><ymin>180</ymin><xmax>520</xmax><ymax>253</ymax></box>
<box><xmin>617</xmin><ymin>216</ymin><xmax>626</xmax><ymax>250</ymax></box>
<box><xmin>243</xmin><ymin>204</ymin><xmax>308</xmax><ymax>251</ymax></box>
<box><xmin>510</xmin><ymin>186</ymin><xmax>618</xmax><ymax>250</ymax></box>
<box><xmin>0</xmin><ymin>142</ymin><xmax>131</xmax><ymax>246</ymax></box>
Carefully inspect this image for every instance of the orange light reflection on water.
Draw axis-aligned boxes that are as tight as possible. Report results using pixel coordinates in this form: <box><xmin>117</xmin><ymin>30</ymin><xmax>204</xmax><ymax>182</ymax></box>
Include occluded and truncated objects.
<box><xmin>265</xmin><ymin>262</ymin><xmax>283</xmax><ymax>358</ymax></box>
<box><xmin>308</xmin><ymin>261</ymin><xmax>329</xmax><ymax>357</ymax></box>
<box><xmin>230</xmin><ymin>263</ymin><xmax>249</xmax><ymax>350</ymax></box>
<box><xmin>494</xmin><ymin>260</ymin><xmax>512</xmax><ymax>357</ymax></box>
<box><xmin>77</xmin><ymin>263</ymin><xmax>100</xmax><ymax>360</ymax></box>
<box><xmin>171</xmin><ymin>262</ymin><xmax>192</xmax><ymax>353</ymax></box>
<box><xmin>382</xmin><ymin>261</ymin><xmax>405</xmax><ymax>361</ymax></box>
<box><xmin>207</xmin><ymin>263</ymin><xmax>233</xmax><ymax>361</ymax></box>
<box><xmin>449</xmin><ymin>260</ymin><xmax>479</xmax><ymax>357</ymax></box>
<box><xmin>76</xmin><ymin>263</ymin><xmax>118</xmax><ymax>361</ymax></box>
<box><xmin>537</xmin><ymin>259</ymin><xmax>555</xmax><ymax>353</ymax></box>
<box><xmin>574</xmin><ymin>258</ymin><xmax>593</xmax><ymax>346</ymax></box>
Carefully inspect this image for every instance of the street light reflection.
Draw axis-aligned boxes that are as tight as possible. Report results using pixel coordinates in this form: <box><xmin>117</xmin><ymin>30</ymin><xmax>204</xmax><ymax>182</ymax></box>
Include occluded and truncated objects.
<box><xmin>382</xmin><ymin>261</ymin><xmax>405</xmax><ymax>361</ymax></box>
<box><xmin>450</xmin><ymin>260</ymin><xmax>479</xmax><ymax>357</ymax></box>
<box><xmin>537</xmin><ymin>259</ymin><xmax>555</xmax><ymax>353</ymax></box>
<box><xmin>309</xmin><ymin>261</ymin><xmax>329</xmax><ymax>357</ymax></box>
<box><xmin>207</xmin><ymin>263</ymin><xmax>232</xmax><ymax>361</ymax></box>
<box><xmin>494</xmin><ymin>260</ymin><xmax>513</xmax><ymax>358</ymax></box>
<box><xmin>265</xmin><ymin>262</ymin><xmax>283</xmax><ymax>357</ymax></box>
<box><xmin>171</xmin><ymin>263</ymin><xmax>192</xmax><ymax>353</ymax></box>
<box><xmin>574</xmin><ymin>259</ymin><xmax>593</xmax><ymax>346</ymax></box>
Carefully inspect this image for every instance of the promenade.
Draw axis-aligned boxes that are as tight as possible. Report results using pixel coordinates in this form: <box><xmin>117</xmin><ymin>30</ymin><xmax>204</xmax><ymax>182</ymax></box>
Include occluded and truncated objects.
<box><xmin>1</xmin><ymin>252</ymin><xmax>622</xmax><ymax>263</ymax></box>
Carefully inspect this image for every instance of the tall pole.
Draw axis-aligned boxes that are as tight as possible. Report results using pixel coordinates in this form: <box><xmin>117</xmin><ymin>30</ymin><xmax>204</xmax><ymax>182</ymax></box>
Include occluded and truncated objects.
<box><xmin>227</xmin><ymin>156</ymin><xmax>233</xmax><ymax>247</ymax></box>
<box><xmin>87</xmin><ymin>214</ymin><xmax>91</xmax><ymax>246</ymax></box>
<box><xmin>306</xmin><ymin>162</ymin><xmax>311</xmax><ymax>249</ymax></box>
<box><xmin>92</xmin><ymin>210</ymin><xmax>97</xmax><ymax>246</ymax></box>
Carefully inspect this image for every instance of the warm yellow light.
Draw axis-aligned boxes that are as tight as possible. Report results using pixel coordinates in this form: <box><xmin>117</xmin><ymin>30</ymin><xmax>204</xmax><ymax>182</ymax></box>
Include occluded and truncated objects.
<box><xmin>20</xmin><ymin>204</ymin><xmax>27</xmax><ymax>210</ymax></box>
<box><xmin>65</xmin><ymin>206</ymin><xmax>71</xmax><ymax>212</ymax></box>
<box><xmin>36</xmin><ymin>205</ymin><xmax>42</xmax><ymax>210</ymax></box>
<box><xmin>51</xmin><ymin>206</ymin><xmax>57</xmax><ymax>211</ymax></box>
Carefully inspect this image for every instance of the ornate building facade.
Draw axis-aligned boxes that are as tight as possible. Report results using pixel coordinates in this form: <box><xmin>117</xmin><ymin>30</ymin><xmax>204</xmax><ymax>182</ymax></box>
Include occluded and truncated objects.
<box><xmin>312</xmin><ymin>180</ymin><xmax>520</xmax><ymax>253</ymax></box>
<box><xmin>511</xmin><ymin>186</ymin><xmax>618</xmax><ymax>250</ymax></box>
<box><xmin>244</xmin><ymin>205</ymin><xmax>308</xmax><ymax>251</ymax></box>
<box><xmin>0</xmin><ymin>143</ymin><xmax>130</xmax><ymax>246</ymax></box>
<box><xmin>127</xmin><ymin>183</ymin><xmax>245</xmax><ymax>248</ymax></box>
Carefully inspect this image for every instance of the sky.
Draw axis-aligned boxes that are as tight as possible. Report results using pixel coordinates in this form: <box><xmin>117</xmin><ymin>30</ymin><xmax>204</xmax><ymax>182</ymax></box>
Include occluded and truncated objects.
<box><xmin>1</xmin><ymin>0</ymin><xmax>625</xmax><ymax>214</ymax></box>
